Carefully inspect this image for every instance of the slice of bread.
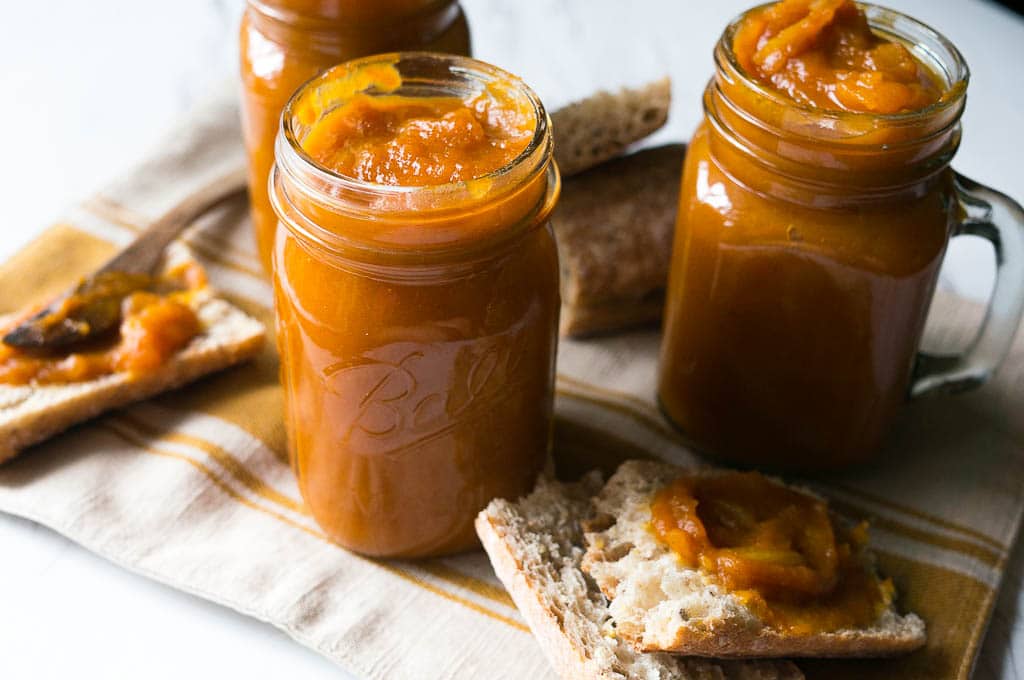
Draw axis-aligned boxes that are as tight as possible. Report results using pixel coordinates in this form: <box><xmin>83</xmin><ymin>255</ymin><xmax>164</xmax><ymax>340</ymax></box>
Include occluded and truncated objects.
<box><xmin>582</xmin><ymin>461</ymin><xmax>927</xmax><ymax>658</ymax></box>
<box><xmin>0</xmin><ymin>290</ymin><xmax>265</xmax><ymax>463</ymax></box>
<box><xmin>554</xmin><ymin>144</ymin><xmax>684</xmax><ymax>337</ymax></box>
<box><xmin>552</xmin><ymin>78</ymin><xmax>671</xmax><ymax>178</ymax></box>
<box><xmin>475</xmin><ymin>473</ymin><xmax>804</xmax><ymax>680</ymax></box>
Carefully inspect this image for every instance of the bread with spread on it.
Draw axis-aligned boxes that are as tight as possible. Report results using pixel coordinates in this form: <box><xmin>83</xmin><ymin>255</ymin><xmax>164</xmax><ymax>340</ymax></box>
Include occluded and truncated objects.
<box><xmin>582</xmin><ymin>460</ymin><xmax>927</xmax><ymax>658</ymax></box>
<box><xmin>475</xmin><ymin>472</ymin><xmax>804</xmax><ymax>680</ymax></box>
<box><xmin>0</xmin><ymin>287</ymin><xmax>264</xmax><ymax>464</ymax></box>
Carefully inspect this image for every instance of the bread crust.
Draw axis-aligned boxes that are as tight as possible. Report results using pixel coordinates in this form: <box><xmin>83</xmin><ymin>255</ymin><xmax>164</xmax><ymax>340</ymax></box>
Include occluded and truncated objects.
<box><xmin>582</xmin><ymin>461</ymin><xmax>927</xmax><ymax>658</ymax></box>
<box><xmin>0</xmin><ymin>293</ymin><xmax>265</xmax><ymax>462</ymax></box>
<box><xmin>476</xmin><ymin>475</ymin><xmax>804</xmax><ymax>680</ymax></box>
<box><xmin>552</xmin><ymin>78</ymin><xmax>671</xmax><ymax>178</ymax></box>
<box><xmin>555</xmin><ymin>144</ymin><xmax>683</xmax><ymax>338</ymax></box>
<box><xmin>476</xmin><ymin>476</ymin><xmax>608</xmax><ymax>679</ymax></box>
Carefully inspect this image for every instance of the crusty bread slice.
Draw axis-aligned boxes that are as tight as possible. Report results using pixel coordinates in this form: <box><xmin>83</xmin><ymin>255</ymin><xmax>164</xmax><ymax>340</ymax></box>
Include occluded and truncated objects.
<box><xmin>0</xmin><ymin>290</ymin><xmax>265</xmax><ymax>463</ymax></box>
<box><xmin>552</xmin><ymin>78</ymin><xmax>671</xmax><ymax>177</ymax></box>
<box><xmin>475</xmin><ymin>473</ymin><xmax>804</xmax><ymax>680</ymax></box>
<box><xmin>554</xmin><ymin>143</ymin><xmax>684</xmax><ymax>337</ymax></box>
<box><xmin>582</xmin><ymin>461</ymin><xmax>927</xmax><ymax>658</ymax></box>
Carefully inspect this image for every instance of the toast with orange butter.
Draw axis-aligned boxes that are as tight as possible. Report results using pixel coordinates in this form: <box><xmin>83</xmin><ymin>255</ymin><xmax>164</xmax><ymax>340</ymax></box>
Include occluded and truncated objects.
<box><xmin>0</xmin><ymin>256</ymin><xmax>264</xmax><ymax>463</ymax></box>
<box><xmin>581</xmin><ymin>461</ymin><xmax>926</xmax><ymax>658</ymax></box>
<box><xmin>476</xmin><ymin>472</ymin><xmax>804</xmax><ymax>680</ymax></box>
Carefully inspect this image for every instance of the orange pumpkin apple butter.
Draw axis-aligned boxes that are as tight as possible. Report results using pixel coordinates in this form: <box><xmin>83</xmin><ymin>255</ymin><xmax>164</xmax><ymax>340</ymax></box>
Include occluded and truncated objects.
<box><xmin>649</xmin><ymin>472</ymin><xmax>893</xmax><ymax>634</ymax></box>
<box><xmin>733</xmin><ymin>0</ymin><xmax>943</xmax><ymax>113</ymax></box>
<box><xmin>300</xmin><ymin>91</ymin><xmax>533</xmax><ymax>186</ymax></box>
<box><xmin>0</xmin><ymin>267</ymin><xmax>204</xmax><ymax>385</ymax></box>
<box><xmin>114</xmin><ymin>292</ymin><xmax>201</xmax><ymax>373</ymax></box>
<box><xmin>271</xmin><ymin>56</ymin><xmax>559</xmax><ymax>558</ymax></box>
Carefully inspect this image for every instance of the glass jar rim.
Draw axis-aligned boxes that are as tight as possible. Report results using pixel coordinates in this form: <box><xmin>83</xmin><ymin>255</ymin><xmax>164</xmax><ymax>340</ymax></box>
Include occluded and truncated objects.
<box><xmin>717</xmin><ymin>1</ymin><xmax>970</xmax><ymax>125</ymax></box>
<box><xmin>271</xmin><ymin>52</ymin><xmax>558</xmax><ymax>264</ymax></box>
<box><xmin>247</xmin><ymin>0</ymin><xmax>453</xmax><ymax>26</ymax></box>
<box><xmin>278</xmin><ymin>51</ymin><xmax>551</xmax><ymax>205</ymax></box>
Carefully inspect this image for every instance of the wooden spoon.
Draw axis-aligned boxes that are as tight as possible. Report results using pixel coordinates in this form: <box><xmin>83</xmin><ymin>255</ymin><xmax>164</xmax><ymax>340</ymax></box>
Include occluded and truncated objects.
<box><xmin>2</xmin><ymin>168</ymin><xmax>248</xmax><ymax>350</ymax></box>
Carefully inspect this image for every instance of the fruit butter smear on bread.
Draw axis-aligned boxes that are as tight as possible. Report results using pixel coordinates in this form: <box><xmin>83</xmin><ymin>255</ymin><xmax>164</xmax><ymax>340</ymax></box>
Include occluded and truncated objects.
<box><xmin>581</xmin><ymin>461</ymin><xmax>925</xmax><ymax>658</ymax></box>
<box><xmin>0</xmin><ymin>252</ymin><xmax>265</xmax><ymax>463</ymax></box>
<box><xmin>476</xmin><ymin>470</ymin><xmax>805</xmax><ymax>680</ymax></box>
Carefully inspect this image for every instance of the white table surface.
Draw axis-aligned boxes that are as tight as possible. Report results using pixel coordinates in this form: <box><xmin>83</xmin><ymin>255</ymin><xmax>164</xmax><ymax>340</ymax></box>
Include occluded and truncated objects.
<box><xmin>0</xmin><ymin>1</ymin><xmax>1022</xmax><ymax>677</ymax></box>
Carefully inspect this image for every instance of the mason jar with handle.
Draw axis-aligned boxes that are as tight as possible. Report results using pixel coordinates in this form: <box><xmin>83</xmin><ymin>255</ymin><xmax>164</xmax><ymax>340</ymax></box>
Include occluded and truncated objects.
<box><xmin>658</xmin><ymin>2</ymin><xmax>1024</xmax><ymax>470</ymax></box>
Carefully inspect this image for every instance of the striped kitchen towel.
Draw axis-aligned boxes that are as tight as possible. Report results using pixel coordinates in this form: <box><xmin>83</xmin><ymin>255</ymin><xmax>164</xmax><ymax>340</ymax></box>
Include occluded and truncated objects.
<box><xmin>0</xmin><ymin>92</ymin><xmax>1021</xmax><ymax>680</ymax></box>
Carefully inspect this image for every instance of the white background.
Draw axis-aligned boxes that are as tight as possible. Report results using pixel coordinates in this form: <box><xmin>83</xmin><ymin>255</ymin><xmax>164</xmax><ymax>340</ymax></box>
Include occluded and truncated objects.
<box><xmin>0</xmin><ymin>1</ymin><xmax>1022</xmax><ymax>677</ymax></box>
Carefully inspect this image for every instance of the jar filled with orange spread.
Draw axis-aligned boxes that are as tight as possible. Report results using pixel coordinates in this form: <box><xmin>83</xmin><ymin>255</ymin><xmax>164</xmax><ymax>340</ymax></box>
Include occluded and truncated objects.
<box><xmin>240</xmin><ymin>0</ymin><xmax>471</xmax><ymax>272</ymax></box>
<box><xmin>270</xmin><ymin>54</ymin><xmax>560</xmax><ymax>557</ymax></box>
<box><xmin>650</xmin><ymin>471</ymin><xmax>893</xmax><ymax>634</ymax></box>
<box><xmin>659</xmin><ymin>0</ymin><xmax>1024</xmax><ymax>469</ymax></box>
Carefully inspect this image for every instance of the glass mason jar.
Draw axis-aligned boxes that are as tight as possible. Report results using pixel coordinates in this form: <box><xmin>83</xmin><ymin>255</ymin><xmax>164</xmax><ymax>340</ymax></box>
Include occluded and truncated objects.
<box><xmin>240</xmin><ymin>0</ymin><xmax>471</xmax><ymax>273</ymax></box>
<box><xmin>270</xmin><ymin>54</ymin><xmax>561</xmax><ymax>557</ymax></box>
<box><xmin>659</xmin><ymin>4</ymin><xmax>1024</xmax><ymax>471</ymax></box>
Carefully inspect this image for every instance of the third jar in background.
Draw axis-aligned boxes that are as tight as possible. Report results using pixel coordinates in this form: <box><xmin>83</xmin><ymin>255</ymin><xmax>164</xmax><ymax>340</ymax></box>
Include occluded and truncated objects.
<box><xmin>240</xmin><ymin>0</ymin><xmax>471</xmax><ymax>272</ymax></box>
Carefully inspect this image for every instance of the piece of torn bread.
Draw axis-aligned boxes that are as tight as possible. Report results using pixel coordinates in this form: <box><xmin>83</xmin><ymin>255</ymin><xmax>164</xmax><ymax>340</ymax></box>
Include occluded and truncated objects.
<box><xmin>552</xmin><ymin>78</ymin><xmax>671</xmax><ymax>177</ymax></box>
<box><xmin>0</xmin><ymin>289</ymin><xmax>265</xmax><ymax>463</ymax></box>
<box><xmin>475</xmin><ymin>473</ymin><xmax>804</xmax><ymax>680</ymax></box>
<box><xmin>582</xmin><ymin>461</ymin><xmax>926</xmax><ymax>658</ymax></box>
<box><xmin>554</xmin><ymin>144</ymin><xmax>683</xmax><ymax>337</ymax></box>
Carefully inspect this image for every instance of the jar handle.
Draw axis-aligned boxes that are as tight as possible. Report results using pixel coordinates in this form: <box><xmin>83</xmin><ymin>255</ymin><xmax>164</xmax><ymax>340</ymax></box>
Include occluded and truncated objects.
<box><xmin>910</xmin><ymin>172</ymin><xmax>1024</xmax><ymax>398</ymax></box>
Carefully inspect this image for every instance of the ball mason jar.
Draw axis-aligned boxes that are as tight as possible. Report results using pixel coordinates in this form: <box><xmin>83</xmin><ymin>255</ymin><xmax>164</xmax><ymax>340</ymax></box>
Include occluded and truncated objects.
<box><xmin>270</xmin><ymin>54</ymin><xmax>560</xmax><ymax>557</ymax></box>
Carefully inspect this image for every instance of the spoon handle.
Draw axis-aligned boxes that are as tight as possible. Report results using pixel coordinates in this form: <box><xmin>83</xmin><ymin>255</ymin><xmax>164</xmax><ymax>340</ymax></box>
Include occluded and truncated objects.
<box><xmin>98</xmin><ymin>167</ymin><xmax>249</xmax><ymax>276</ymax></box>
